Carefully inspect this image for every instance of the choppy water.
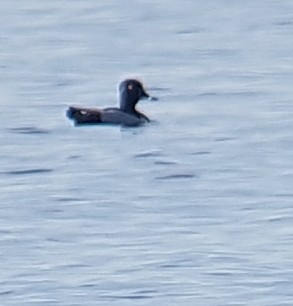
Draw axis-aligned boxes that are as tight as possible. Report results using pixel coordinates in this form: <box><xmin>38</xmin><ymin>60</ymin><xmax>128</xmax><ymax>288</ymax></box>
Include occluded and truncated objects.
<box><xmin>1</xmin><ymin>1</ymin><xmax>293</xmax><ymax>305</ymax></box>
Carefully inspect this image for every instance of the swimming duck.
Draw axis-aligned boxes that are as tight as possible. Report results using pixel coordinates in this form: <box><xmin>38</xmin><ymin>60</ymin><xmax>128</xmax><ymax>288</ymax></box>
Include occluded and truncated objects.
<box><xmin>66</xmin><ymin>79</ymin><xmax>158</xmax><ymax>126</ymax></box>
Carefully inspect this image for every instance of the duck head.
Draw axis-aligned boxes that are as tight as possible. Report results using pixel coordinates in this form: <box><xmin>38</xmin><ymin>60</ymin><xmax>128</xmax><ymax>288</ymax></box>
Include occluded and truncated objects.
<box><xmin>118</xmin><ymin>79</ymin><xmax>157</xmax><ymax>113</ymax></box>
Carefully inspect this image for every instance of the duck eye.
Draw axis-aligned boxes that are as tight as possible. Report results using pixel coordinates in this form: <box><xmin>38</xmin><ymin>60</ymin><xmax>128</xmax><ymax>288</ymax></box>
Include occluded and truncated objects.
<box><xmin>128</xmin><ymin>84</ymin><xmax>133</xmax><ymax>90</ymax></box>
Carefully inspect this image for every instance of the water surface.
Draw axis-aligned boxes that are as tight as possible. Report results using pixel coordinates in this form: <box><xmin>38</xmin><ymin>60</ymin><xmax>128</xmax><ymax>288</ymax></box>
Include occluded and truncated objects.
<box><xmin>1</xmin><ymin>1</ymin><xmax>293</xmax><ymax>305</ymax></box>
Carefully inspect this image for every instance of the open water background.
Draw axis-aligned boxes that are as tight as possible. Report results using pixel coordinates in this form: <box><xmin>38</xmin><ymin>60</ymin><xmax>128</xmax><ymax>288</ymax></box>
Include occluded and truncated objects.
<box><xmin>1</xmin><ymin>1</ymin><xmax>293</xmax><ymax>305</ymax></box>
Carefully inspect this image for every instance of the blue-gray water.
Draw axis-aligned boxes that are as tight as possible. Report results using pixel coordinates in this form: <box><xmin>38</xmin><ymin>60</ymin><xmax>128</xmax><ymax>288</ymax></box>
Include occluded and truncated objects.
<box><xmin>1</xmin><ymin>1</ymin><xmax>293</xmax><ymax>305</ymax></box>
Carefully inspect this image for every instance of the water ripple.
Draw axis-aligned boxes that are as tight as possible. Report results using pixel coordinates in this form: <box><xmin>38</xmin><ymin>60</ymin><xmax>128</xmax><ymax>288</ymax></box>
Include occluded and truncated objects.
<box><xmin>53</xmin><ymin>197</ymin><xmax>84</xmax><ymax>202</ymax></box>
<box><xmin>8</xmin><ymin>126</ymin><xmax>50</xmax><ymax>135</ymax></box>
<box><xmin>191</xmin><ymin>151</ymin><xmax>211</xmax><ymax>156</ymax></box>
<box><xmin>214</xmin><ymin>137</ymin><xmax>236</xmax><ymax>142</ymax></box>
<box><xmin>3</xmin><ymin>168</ymin><xmax>53</xmax><ymax>176</ymax></box>
<box><xmin>197</xmin><ymin>91</ymin><xmax>264</xmax><ymax>97</ymax></box>
<box><xmin>153</xmin><ymin>160</ymin><xmax>178</xmax><ymax>165</ymax></box>
<box><xmin>0</xmin><ymin>290</ymin><xmax>13</xmax><ymax>296</ymax></box>
<box><xmin>155</xmin><ymin>173</ymin><xmax>196</xmax><ymax>180</ymax></box>
<box><xmin>101</xmin><ymin>294</ymin><xmax>153</xmax><ymax>300</ymax></box>
<box><xmin>134</xmin><ymin>150</ymin><xmax>163</xmax><ymax>158</ymax></box>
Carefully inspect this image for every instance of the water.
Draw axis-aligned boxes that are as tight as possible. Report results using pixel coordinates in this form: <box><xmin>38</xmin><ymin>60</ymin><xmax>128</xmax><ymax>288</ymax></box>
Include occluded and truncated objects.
<box><xmin>1</xmin><ymin>1</ymin><xmax>293</xmax><ymax>305</ymax></box>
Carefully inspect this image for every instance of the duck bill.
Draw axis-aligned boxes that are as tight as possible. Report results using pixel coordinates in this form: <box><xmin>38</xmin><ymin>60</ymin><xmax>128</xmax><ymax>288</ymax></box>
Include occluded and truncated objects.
<box><xmin>142</xmin><ymin>90</ymin><xmax>158</xmax><ymax>101</ymax></box>
<box><xmin>148</xmin><ymin>96</ymin><xmax>158</xmax><ymax>101</ymax></box>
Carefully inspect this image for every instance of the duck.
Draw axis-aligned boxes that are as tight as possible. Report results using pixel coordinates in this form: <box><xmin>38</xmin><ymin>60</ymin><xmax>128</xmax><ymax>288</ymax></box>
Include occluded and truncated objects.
<box><xmin>66</xmin><ymin>79</ymin><xmax>158</xmax><ymax>127</ymax></box>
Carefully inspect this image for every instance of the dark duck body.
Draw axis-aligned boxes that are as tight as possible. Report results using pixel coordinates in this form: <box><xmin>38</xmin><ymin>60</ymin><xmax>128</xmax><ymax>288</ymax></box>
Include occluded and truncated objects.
<box><xmin>66</xmin><ymin>79</ymin><xmax>157</xmax><ymax>126</ymax></box>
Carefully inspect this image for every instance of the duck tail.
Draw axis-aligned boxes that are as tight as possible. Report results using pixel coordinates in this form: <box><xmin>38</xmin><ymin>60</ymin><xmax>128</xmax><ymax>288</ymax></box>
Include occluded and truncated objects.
<box><xmin>66</xmin><ymin>106</ymin><xmax>102</xmax><ymax>125</ymax></box>
<box><xmin>66</xmin><ymin>106</ymin><xmax>76</xmax><ymax>119</ymax></box>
